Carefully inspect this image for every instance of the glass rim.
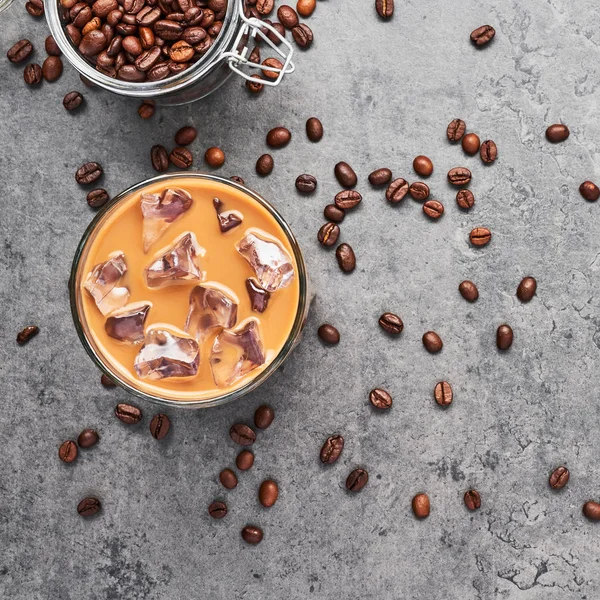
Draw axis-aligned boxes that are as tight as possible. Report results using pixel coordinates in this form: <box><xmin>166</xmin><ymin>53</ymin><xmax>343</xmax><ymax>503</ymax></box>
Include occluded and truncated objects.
<box><xmin>69</xmin><ymin>172</ymin><xmax>309</xmax><ymax>409</ymax></box>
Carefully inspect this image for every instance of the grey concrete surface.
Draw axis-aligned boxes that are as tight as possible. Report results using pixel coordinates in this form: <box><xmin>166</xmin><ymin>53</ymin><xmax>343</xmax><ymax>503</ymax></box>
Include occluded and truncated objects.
<box><xmin>2</xmin><ymin>0</ymin><xmax>600</xmax><ymax>598</ymax></box>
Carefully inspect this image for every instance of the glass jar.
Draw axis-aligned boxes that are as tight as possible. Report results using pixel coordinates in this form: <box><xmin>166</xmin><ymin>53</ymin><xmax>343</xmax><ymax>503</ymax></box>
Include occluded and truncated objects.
<box><xmin>0</xmin><ymin>0</ymin><xmax>14</xmax><ymax>14</ymax></box>
<box><xmin>45</xmin><ymin>0</ymin><xmax>294</xmax><ymax>105</ymax></box>
<box><xmin>70</xmin><ymin>173</ymin><xmax>310</xmax><ymax>409</ymax></box>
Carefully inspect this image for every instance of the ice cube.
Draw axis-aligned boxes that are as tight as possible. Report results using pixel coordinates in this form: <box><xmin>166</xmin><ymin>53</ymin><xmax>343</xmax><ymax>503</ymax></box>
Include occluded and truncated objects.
<box><xmin>185</xmin><ymin>284</ymin><xmax>238</xmax><ymax>342</ymax></box>
<box><xmin>245</xmin><ymin>278</ymin><xmax>271</xmax><ymax>313</ymax></box>
<box><xmin>83</xmin><ymin>251</ymin><xmax>130</xmax><ymax>316</ymax></box>
<box><xmin>141</xmin><ymin>188</ymin><xmax>193</xmax><ymax>252</ymax></box>
<box><xmin>134</xmin><ymin>326</ymin><xmax>200</xmax><ymax>380</ymax></box>
<box><xmin>236</xmin><ymin>230</ymin><xmax>294</xmax><ymax>292</ymax></box>
<box><xmin>145</xmin><ymin>232</ymin><xmax>205</xmax><ymax>288</ymax></box>
<box><xmin>213</xmin><ymin>197</ymin><xmax>243</xmax><ymax>233</ymax></box>
<box><xmin>105</xmin><ymin>302</ymin><xmax>151</xmax><ymax>344</ymax></box>
<box><xmin>210</xmin><ymin>318</ymin><xmax>265</xmax><ymax>387</ymax></box>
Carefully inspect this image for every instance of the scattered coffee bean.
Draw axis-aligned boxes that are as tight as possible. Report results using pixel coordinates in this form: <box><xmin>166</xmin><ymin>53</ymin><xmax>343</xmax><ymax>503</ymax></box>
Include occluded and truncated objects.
<box><xmin>24</xmin><ymin>63</ymin><xmax>42</xmax><ymax>85</ymax></box>
<box><xmin>412</xmin><ymin>493</ymin><xmax>430</xmax><ymax>518</ymax></box>
<box><xmin>369</xmin><ymin>168</ymin><xmax>392</xmax><ymax>186</ymax></box>
<box><xmin>423</xmin><ymin>200</ymin><xmax>444</xmax><ymax>219</ymax></box>
<box><xmin>151</xmin><ymin>145</ymin><xmax>169</xmax><ymax>172</ymax></box>
<box><xmin>170</xmin><ymin>147</ymin><xmax>193</xmax><ymax>169</ymax></box>
<box><xmin>549</xmin><ymin>466</ymin><xmax>569</xmax><ymax>490</ymax></box>
<box><xmin>231</xmin><ymin>176</ymin><xmax>245</xmax><ymax>185</ymax></box>
<box><xmin>78</xmin><ymin>429</ymin><xmax>99</xmax><ymax>448</ymax></box>
<box><xmin>63</xmin><ymin>91</ymin><xmax>84</xmax><ymax>111</ymax></box>
<box><xmin>461</xmin><ymin>132</ymin><xmax>480</xmax><ymax>155</ymax></box>
<box><xmin>580</xmin><ymin>181</ymin><xmax>600</xmax><ymax>202</ymax></box>
<box><xmin>254</xmin><ymin>405</ymin><xmax>274</xmax><ymax>430</ymax></box>
<box><xmin>409</xmin><ymin>182</ymin><xmax>429</xmax><ymax>201</ymax></box>
<box><xmin>378</xmin><ymin>312</ymin><xmax>403</xmax><ymax>335</ymax></box>
<box><xmin>277</xmin><ymin>5</ymin><xmax>298</xmax><ymax>28</ymax></box>
<box><xmin>149</xmin><ymin>413</ymin><xmax>171</xmax><ymax>440</ymax></box>
<box><xmin>236</xmin><ymin>449</ymin><xmax>255</xmax><ymax>471</ymax></box>
<box><xmin>220</xmin><ymin>468</ymin><xmax>238</xmax><ymax>489</ymax></box>
<box><xmin>295</xmin><ymin>174</ymin><xmax>317</xmax><ymax>193</ymax></box>
<box><xmin>7</xmin><ymin>39</ymin><xmax>33</xmax><ymax>63</ymax></box>
<box><xmin>480</xmin><ymin>140</ymin><xmax>497</xmax><ymax>164</ymax></box>
<box><xmin>469</xmin><ymin>227</ymin><xmax>491</xmax><ymax>247</ymax></box>
<box><xmin>259</xmin><ymin>480</ymin><xmax>279</xmax><ymax>507</ymax></box>
<box><xmin>208</xmin><ymin>500</ymin><xmax>227</xmax><ymax>519</ymax></box>
<box><xmin>459</xmin><ymin>280</ymin><xmax>479</xmax><ymax>302</ymax></box>
<box><xmin>422</xmin><ymin>331</ymin><xmax>443</xmax><ymax>353</ymax></box>
<box><xmin>17</xmin><ymin>325</ymin><xmax>39</xmax><ymax>345</ymax></box>
<box><xmin>470</xmin><ymin>25</ymin><xmax>495</xmax><ymax>46</ymax></box>
<box><xmin>42</xmin><ymin>56</ymin><xmax>63</xmax><ymax>82</ymax></box>
<box><xmin>369</xmin><ymin>388</ymin><xmax>392</xmax><ymax>409</ymax></box>
<box><xmin>496</xmin><ymin>324</ymin><xmax>513</xmax><ymax>350</ymax></box>
<box><xmin>87</xmin><ymin>188</ymin><xmax>109</xmax><ymax>208</ymax></box>
<box><xmin>434</xmin><ymin>381</ymin><xmax>452</xmax><ymax>407</ymax></box>
<box><xmin>583</xmin><ymin>501</ymin><xmax>600</xmax><ymax>521</ymax></box>
<box><xmin>246</xmin><ymin>75</ymin><xmax>264</xmax><ymax>94</ymax></box>
<box><xmin>413</xmin><ymin>155</ymin><xmax>433</xmax><ymax>177</ymax></box>
<box><xmin>257</xmin><ymin>0</ymin><xmax>274</xmax><ymax>15</ymax></box>
<box><xmin>334</xmin><ymin>190</ymin><xmax>362</xmax><ymax>210</ymax></box>
<box><xmin>464</xmin><ymin>489</ymin><xmax>481</xmax><ymax>511</ymax></box>
<box><xmin>266</xmin><ymin>127</ymin><xmax>291</xmax><ymax>148</ymax></box>
<box><xmin>230</xmin><ymin>423</ymin><xmax>256</xmax><ymax>446</ymax></box>
<box><xmin>320</xmin><ymin>435</ymin><xmax>344</xmax><ymax>464</ymax></box>
<box><xmin>174</xmin><ymin>126</ymin><xmax>197</xmax><ymax>146</ymax></box>
<box><xmin>256</xmin><ymin>153</ymin><xmax>274</xmax><ymax>176</ymax></box>
<box><xmin>375</xmin><ymin>0</ymin><xmax>393</xmax><ymax>19</ymax></box>
<box><xmin>205</xmin><ymin>147</ymin><xmax>225</xmax><ymax>168</ymax></box>
<box><xmin>241</xmin><ymin>525</ymin><xmax>263</xmax><ymax>544</ymax></box>
<box><xmin>137</xmin><ymin>101</ymin><xmax>155</xmax><ymax>119</ymax></box>
<box><xmin>456</xmin><ymin>189</ymin><xmax>475</xmax><ymax>210</ymax></box>
<box><xmin>318</xmin><ymin>323</ymin><xmax>340</xmax><ymax>345</ymax></box>
<box><xmin>447</xmin><ymin>167</ymin><xmax>472</xmax><ymax>186</ymax></box>
<box><xmin>306</xmin><ymin>117</ymin><xmax>323</xmax><ymax>141</ymax></box>
<box><xmin>447</xmin><ymin>119</ymin><xmax>466</xmax><ymax>142</ymax></box>
<box><xmin>318</xmin><ymin>222</ymin><xmax>340</xmax><ymax>247</ymax></box>
<box><xmin>291</xmin><ymin>23</ymin><xmax>313</xmax><ymax>48</ymax></box>
<box><xmin>334</xmin><ymin>162</ymin><xmax>357</xmax><ymax>188</ymax></box>
<box><xmin>324</xmin><ymin>204</ymin><xmax>345</xmax><ymax>223</ymax></box>
<box><xmin>114</xmin><ymin>403</ymin><xmax>142</xmax><ymax>424</ymax></box>
<box><xmin>59</xmin><ymin>440</ymin><xmax>78</xmax><ymax>463</ymax></box>
<box><xmin>386</xmin><ymin>178</ymin><xmax>409</xmax><ymax>203</ymax></box>
<box><xmin>76</xmin><ymin>162</ymin><xmax>103</xmax><ymax>185</ymax></box>
<box><xmin>546</xmin><ymin>124</ymin><xmax>569</xmax><ymax>143</ymax></box>
<box><xmin>517</xmin><ymin>277</ymin><xmax>536</xmax><ymax>302</ymax></box>
<box><xmin>77</xmin><ymin>497</ymin><xmax>101</xmax><ymax>517</ymax></box>
<box><xmin>45</xmin><ymin>35</ymin><xmax>61</xmax><ymax>56</ymax></box>
<box><xmin>296</xmin><ymin>0</ymin><xmax>315</xmax><ymax>17</ymax></box>
<box><xmin>100</xmin><ymin>373</ymin><xmax>115</xmax><ymax>387</ymax></box>
<box><xmin>346</xmin><ymin>468</ymin><xmax>368</xmax><ymax>492</ymax></box>
<box><xmin>336</xmin><ymin>243</ymin><xmax>356</xmax><ymax>273</ymax></box>
<box><xmin>26</xmin><ymin>0</ymin><xmax>44</xmax><ymax>17</ymax></box>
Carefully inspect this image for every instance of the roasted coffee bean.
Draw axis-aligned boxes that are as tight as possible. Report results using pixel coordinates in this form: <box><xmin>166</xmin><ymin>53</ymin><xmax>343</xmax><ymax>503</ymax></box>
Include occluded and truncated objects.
<box><xmin>205</xmin><ymin>146</ymin><xmax>225</xmax><ymax>167</ymax></box>
<box><xmin>66</xmin><ymin>25</ymin><xmax>82</xmax><ymax>46</ymax></box>
<box><xmin>549</xmin><ymin>466</ymin><xmax>569</xmax><ymax>490</ymax></box>
<box><xmin>334</xmin><ymin>162</ymin><xmax>357</xmax><ymax>188</ymax></box>
<box><xmin>386</xmin><ymin>178</ymin><xmax>409</xmax><ymax>203</ymax></box>
<box><xmin>470</xmin><ymin>25</ymin><xmax>495</xmax><ymax>46</ymax></box>
<box><xmin>259</xmin><ymin>480</ymin><xmax>279</xmax><ymax>507</ymax></box>
<box><xmin>16</xmin><ymin>325</ymin><xmax>39</xmax><ymax>345</ymax></box>
<box><xmin>256</xmin><ymin>153</ymin><xmax>274</xmax><ymax>176</ymax></box>
<box><xmin>8</xmin><ymin>39</ymin><xmax>33</xmax><ymax>63</ymax></box>
<box><xmin>169</xmin><ymin>39</ymin><xmax>194</xmax><ymax>61</ymax></box>
<box><xmin>246</xmin><ymin>74</ymin><xmax>264</xmax><ymax>93</ymax></box>
<box><xmin>87</xmin><ymin>188</ymin><xmax>109</xmax><ymax>208</ymax></box>
<box><xmin>230</xmin><ymin>423</ymin><xmax>256</xmax><ymax>446</ymax></box>
<box><xmin>346</xmin><ymin>468</ymin><xmax>368</xmax><ymax>492</ymax></box>
<box><xmin>461</xmin><ymin>132</ymin><xmax>480</xmax><ymax>155</ymax></box>
<box><xmin>219</xmin><ymin>468</ymin><xmax>238</xmax><ymax>489</ymax></box>
<box><xmin>63</xmin><ymin>91</ymin><xmax>84</xmax><ymax>111</ymax></box>
<box><xmin>317</xmin><ymin>323</ymin><xmax>340</xmax><ymax>345</ymax></box>
<box><xmin>208</xmin><ymin>500</ymin><xmax>227</xmax><ymax>519</ymax></box>
<box><xmin>456</xmin><ymin>189</ymin><xmax>475</xmax><ymax>209</ymax></box>
<box><xmin>42</xmin><ymin>56</ymin><xmax>63</xmax><ymax>82</ymax></box>
<box><xmin>291</xmin><ymin>23</ymin><xmax>313</xmax><ymax>48</ymax></box>
<box><xmin>151</xmin><ymin>144</ymin><xmax>169</xmax><ymax>172</ymax></box>
<box><xmin>379</xmin><ymin>312</ymin><xmax>403</xmax><ymax>335</ymax></box>
<box><xmin>423</xmin><ymin>200</ymin><xmax>444</xmax><ymax>219</ymax></box>
<box><xmin>78</xmin><ymin>497</ymin><xmax>101</xmax><ymax>517</ymax></box>
<box><xmin>135</xmin><ymin>47</ymin><xmax>162</xmax><ymax>71</ymax></box>
<box><xmin>546</xmin><ymin>124</ymin><xmax>569</xmax><ymax>143</ymax></box>
<box><xmin>317</xmin><ymin>222</ymin><xmax>340</xmax><ymax>247</ymax></box>
<box><xmin>375</xmin><ymin>0</ymin><xmax>393</xmax><ymax>19</ymax></box>
<box><xmin>114</xmin><ymin>403</ymin><xmax>142</xmax><ymax>424</ymax></box>
<box><xmin>409</xmin><ymin>182</ymin><xmax>429</xmax><ymax>201</ymax></box>
<box><xmin>296</xmin><ymin>0</ymin><xmax>315</xmax><ymax>17</ymax></box>
<box><xmin>447</xmin><ymin>167</ymin><xmax>471</xmax><ymax>186</ymax></box>
<box><xmin>413</xmin><ymin>155</ymin><xmax>433</xmax><ymax>177</ymax></box>
<box><xmin>121</xmin><ymin>35</ymin><xmax>142</xmax><ymax>57</ymax></box>
<box><xmin>583</xmin><ymin>501</ymin><xmax>600</xmax><ymax>521</ymax></box>
<box><xmin>464</xmin><ymin>490</ymin><xmax>481</xmax><ymax>511</ymax></box>
<box><xmin>137</xmin><ymin>100</ymin><xmax>155</xmax><ymax>119</ymax></box>
<box><xmin>136</xmin><ymin>6</ymin><xmax>161</xmax><ymax>25</ymax></box>
<box><xmin>295</xmin><ymin>174</ymin><xmax>317</xmax><ymax>193</ymax></box>
<box><xmin>82</xmin><ymin>17</ymin><xmax>102</xmax><ymax>36</ymax></box>
<box><xmin>324</xmin><ymin>204</ymin><xmax>345</xmax><ymax>223</ymax></box>
<box><xmin>148</xmin><ymin>61</ymin><xmax>171</xmax><ymax>81</ymax></box>
<box><xmin>182</xmin><ymin>26</ymin><xmax>206</xmax><ymax>45</ymax></box>
<box><xmin>100</xmin><ymin>373</ymin><xmax>115</xmax><ymax>387</ymax></box>
<box><xmin>266</xmin><ymin>127</ymin><xmax>291</xmax><ymax>148</ymax></box>
<box><xmin>458</xmin><ymin>280</ymin><xmax>479</xmax><ymax>302</ymax></box>
<box><xmin>336</xmin><ymin>243</ymin><xmax>356</xmax><ymax>273</ymax></box>
<box><xmin>93</xmin><ymin>0</ymin><xmax>118</xmax><ymax>18</ymax></box>
<box><xmin>277</xmin><ymin>4</ymin><xmax>298</xmax><ymax>28</ymax></box>
<box><xmin>26</xmin><ymin>0</ymin><xmax>44</xmax><ymax>16</ymax></box>
<box><xmin>470</xmin><ymin>227</ymin><xmax>491</xmax><ymax>247</ymax></box>
<box><xmin>23</xmin><ymin>63</ymin><xmax>43</xmax><ymax>85</ymax></box>
<box><xmin>150</xmin><ymin>413</ymin><xmax>171</xmax><ymax>439</ymax></box>
<box><xmin>369</xmin><ymin>388</ymin><xmax>392</xmax><ymax>409</ymax></box>
<box><xmin>267</xmin><ymin>22</ymin><xmax>286</xmax><ymax>45</ymax></box>
<box><xmin>175</xmin><ymin>125</ymin><xmax>197</xmax><ymax>145</ymax></box>
<box><xmin>434</xmin><ymin>381</ymin><xmax>452</xmax><ymax>407</ymax></box>
<box><xmin>368</xmin><ymin>168</ymin><xmax>392</xmax><ymax>186</ymax></box>
<box><xmin>241</xmin><ymin>525</ymin><xmax>263</xmax><ymax>544</ymax></box>
<box><xmin>76</xmin><ymin>162</ymin><xmax>103</xmax><ymax>185</ymax></box>
<box><xmin>447</xmin><ymin>118</ymin><xmax>466</xmax><ymax>142</ymax></box>
<box><xmin>254</xmin><ymin>405</ymin><xmax>274</xmax><ymax>430</ymax></box>
<box><xmin>306</xmin><ymin>117</ymin><xmax>323</xmax><ymax>141</ymax></box>
<box><xmin>334</xmin><ymin>190</ymin><xmax>362</xmax><ymax>210</ymax></box>
<box><xmin>79</xmin><ymin>31</ymin><xmax>108</xmax><ymax>57</ymax></box>
<box><xmin>256</xmin><ymin>0</ymin><xmax>273</xmax><ymax>14</ymax></box>
<box><xmin>517</xmin><ymin>277</ymin><xmax>536</xmax><ymax>302</ymax></box>
<box><xmin>170</xmin><ymin>147</ymin><xmax>193</xmax><ymax>168</ymax></box>
<box><xmin>236</xmin><ymin>450</ymin><xmax>254</xmax><ymax>471</ymax></box>
<box><xmin>78</xmin><ymin>429</ymin><xmax>99</xmax><ymax>448</ymax></box>
<box><xmin>496</xmin><ymin>324</ymin><xmax>513</xmax><ymax>350</ymax></box>
<box><xmin>59</xmin><ymin>440</ymin><xmax>78</xmax><ymax>463</ymax></box>
<box><xmin>320</xmin><ymin>435</ymin><xmax>344</xmax><ymax>464</ymax></box>
<box><xmin>230</xmin><ymin>175</ymin><xmax>245</xmax><ymax>185</ymax></box>
<box><xmin>422</xmin><ymin>331</ymin><xmax>443</xmax><ymax>353</ymax></box>
<box><xmin>261</xmin><ymin>57</ymin><xmax>283</xmax><ymax>79</ymax></box>
<box><xmin>480</xmin><ymin>140</ymin><xmax>497</xmax><ymax>164</ymax></box>
<box><xmin>580</xmin><ymin>181</ymin><xmax>600</xmax><ymax>202</ymax></box>
<box><xmin>412</xmin><ymin>493</ymin><xmax>430</xmax><ymax>518</ymax></box>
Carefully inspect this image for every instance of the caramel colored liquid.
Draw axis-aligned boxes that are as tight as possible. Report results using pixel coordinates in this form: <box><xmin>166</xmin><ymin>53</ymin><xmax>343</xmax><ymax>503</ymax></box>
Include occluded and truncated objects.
<box><xmin>77</xmin><ymin>176</ymin><xmax>301</xmax><ymax>402</ymax></box>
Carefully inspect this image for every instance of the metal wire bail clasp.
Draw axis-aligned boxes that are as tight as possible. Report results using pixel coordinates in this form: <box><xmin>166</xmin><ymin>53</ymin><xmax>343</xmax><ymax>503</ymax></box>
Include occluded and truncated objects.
<box><xmin>223</xmin><ymin>0</ymin><xmax>295</xmax><ymax>87</ymax></box>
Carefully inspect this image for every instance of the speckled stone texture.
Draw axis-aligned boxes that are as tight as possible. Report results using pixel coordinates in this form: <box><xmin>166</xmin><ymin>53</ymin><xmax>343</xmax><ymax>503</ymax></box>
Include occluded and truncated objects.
<box><xmin>2</xmin><ymin>0</ymin><xmax>600</xmax><ymax>598</ymax></box>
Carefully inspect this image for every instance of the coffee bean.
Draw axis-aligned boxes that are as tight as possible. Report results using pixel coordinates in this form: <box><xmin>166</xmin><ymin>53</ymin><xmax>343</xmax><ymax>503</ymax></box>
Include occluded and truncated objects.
<box><xmin>59</xmin><ymin>440</ymin><xmax>78</xmax><ymax>463</ymax></box>
<box><xmin>170</xmin><ymin>147</ymin><xmax>193</xmax><ymax>168</ymax></box>
<box><xmin>23</xmin><ymin>63</ymin><xmax>43</xmax><ymax>85</ymax></box>
<box><xmin>461</xmin><ymin>132</ymin><xmax>480</xmax><ymax>155</ymax></box>
<box><xmin>412</xmin><ymin>493</ymin><xmax>430</xmax><ymax>518</ymax></box>
<box><xmin>469</xmin><ymin>227</ymin><xmax>491</xmax><ymax>247</ymax></box>
<box><xmin>496</xmin><ymin>324</ymin><xmax>513</xmax><ymax>350</ymax></box>
<box><xmin>480</xmin><ymin>140</ymin><xmax>497</xmax><ymax>164</ymax></box>
<box><xmin>324</xmin><ymin>204</ymin><xmax>345</xmax><ymax>223</ymax></box>
<box><xmin>336</xmin><ymin>243</ymin><xmax>356</xmax><ymax>273</ymax></box>
<box><xmin>254</xmin><ymin>405</ymin><xmax>274</xmax><ymax>429</ymax></box>
<box><xmin>470</xmin><ymin>25</ymin><xmax>495</xmax><ymax>46</ymax></box>
<box><xmin>580</xmin><ymin>181</ymin><xmax>600</xmax><ymax>202</ymax></box>
<box><xmin>369</xmin><ymin>388</ymin><xmax>392</xmax><ymax>409</ymax></box>
<box><xmin>447</xmin><ymin>167</ymin><xmax>472</xmax><ymax>186</ymax></box>
<box><xmin>546</xmin><ymin>124</ymin><xmax>569</xmax><ymax>143</ymax></box>
<box><xmin>231</xmin><ymin>176</ymin><xmax>245</xmax><ymax>185</ymax></box>
<box><xmin>375</xmin><ymin>0</ymin><xmax>393</xmax><ymax>19</ymax></box>
<box><xmin>100</xmin><ymin>373</ymin><xmax>115</xmax><ymax>387</ymax></box>
<box><xmin>346</xmin><ymin>468</ymin><xmax>368</xmax><ymax>492</ymax></box>
<box><xmin>150</xmin><ymin>413</ymin><xmax>171</xmax><ymax>439</ymax></box>
<box><xmin>447</xmin><ymin>118</ymin><xmax>466</xmax><ymax>142</ymax></box>
<box><xmin>42</xmin><ymin>56</ymin><xmax>63</xmax><ymax>82</ymax></box>
<box><xmin>114</xmin><ymin>403</ymin><xmax>142</xmax><ymax>424</ymax></box>
<box><xmin>295</xmin><ymin>174</ymin><xmax>317</xmax><ymax>193</ymax></box>
<box><xmin>219</xmin><ymin>468</ymin><xmax>238</xmax><ymax>489</ymax></box>
<box><xmin>386</xmin><ymin>178</ymin><xmax>409</xmax><ymax>204</ymax></box>
<box><xmin>409</xmin><ymin>182</ymin><xmax>429</xmax><ymax>201</ymax></box>
<box><xmin>205</xmin><ymin>146</ymin><xmax>225</xmax><ymax>167</ymax></box>
<box><xmin>334</xmin><ymin>190</ymin><xmax>362</xmax><ymax>210</ymax></box>
<box><xmin>434</xmin><ymin>381</ymin><xmax>452</xmax><ymax>407</ymax></box>
<box><xmin>7</xmin><ymin>39</ymin><xmax>33</xmax><ymax>63</ymax></box>
<box><xmin>266</xmin><ymin>127</ymin><xmax>291</xmax><ymax>148</ymax></box>
<box><xmin>246</xmin><ymin>74</ymin><xmax>264</xmax><ymax>93</ymax></box>
<box><xmin>79</xmin><ymin>31</ymin><xmax>108</xmax><ymax>57</ymax></box>
<box><xmin>16</xmin><ymin>325</ymin><xmax>39</xmax><ymax>345</ymax></box>
<box><xmin>230</xmin><ymin>423</ymin><xmax>256</xmax><ymax>446</ymax></box>
<box><xmin>208</xmin><ymin>500</ymin><xmax>227</xmax><ymax>519</ymax></box>
<box><xmin>318</xmin><ymin>323</ymin><xmax>340</xmax><ymax>345</ymax></box>
<box><xmin>456</xmin><ymin>189</ymin><xmax>475</xmax><ymax>210</ymax></box>
<box><xmin>320</xmin><ymin>435</ymin><xmax>344</xmax><ymax>464</ymax></box>
<box><xmin>296</xmin><ymin>0</ymin><xmax>315</xmax><ymax>17</ymax></box>
<box><xmin>256</xmin><ymin>0</ymin><xmax>273</xmax><ymax>14</ymax></box>
<box><xmin>236</xmin><ymin>449</ymin><xmax>254</xmax><ymax>471</ymax></box>
<box><xmin>464</xmin><ymin>490</ymin><xmax>481</xmax><ymax>511</ymax></box>
<box><xmin>583</xmin><ymin>501</ymin><xmax>600</xmax><ymax>522</ymax></box>
<box><xmin>87</xmin><ymin>188</ymin><xmax>109</xmax><ymax>208</ymax></box>
<box><xmin>368</xmin><ymin>168</ymin><xmax>392</xmax><ymax>186</ymax></box>
<box><xmin>423</xmin><ymin>200</ymin><xmax>444</xmax><ymax>219</ymax></box>
<box><xmin>277</xmin><ymin>4</ymin><xmax>298</xmax><ymax>28</ymax></box>
<box><xmin>259</xmin><ymin>480</ymin><xmax>279</xmax><ymax>507</ymax></box>
<box><xmin>76</xmin><ymin>162</ymin><xmax>103</xmax><ymax>185</ymax></box>
<box><xmin>306</xmin><ymin>117</ymin><xmax>323</xmax><ymax>141</ymax></box>
<box><xmin>173</xmin><ymin>126</ymin><xmax>196</xmax><ymax>146</ymax></box>
<box><xmin>78</xmin><ymin>497</ymin><xmax>101</xmax><ymax>517</ymax></box>
<box><xmin>413</xmin><ymin>155</ymin><xmax>433</xmax><ymax>177</ymax></box>
<box><xmin>63</xmin><ymin>91</ymin><xmax>84</xmax><ymax>111</ymax></box>
<box><xmin>458</xmin><ymin>280</ymin><xmax>479</xmax><ymax>302</ymax></box>
<box><xmin>241</xmin><ymin>525</ymin><xmax>263</xmax><ymax>544</ymax></box>
<box><xmin>549</xmin><ymin>466</ymin><xmax>569</xmax><ymax>490</ymax></box>
<box><xmin>138</xmin><ymin>101</ymin><xmax>155</xmax><ymax>119</ymax></box>
<box><xmin>256</xmin><ymin>153</ymin><xmax>274</xmax><ymax>176</ymax></box>
<box><xmin>517</xmin><ymin>277</ymin><xmax>536</xmax><ymax>302</ymax></box>
<box><xmin>78</xmin><ymin>429</ymin><xmax>99</xmax><ymax>448</ymax></box>
<box><xmin>379</xmin><ymin>312</ymin><xmax>403</xmax><ymax>335</ymax></box>
<box><xmin>333</xmin><ymin>162</ymin><xmax>356</xmax><ymax>188</ymax></box>
<box><xmin>422</xmin><ymin>331</ymin><xmax>443</xmax><ymax>353</ymax></box>
<box><xmin>291</xmin><ymin>23</ymin><xmax>313</xmax><ymax>48</ymax></box>
<box><xmin>26</xmin><ymin>0</ymin><xmax>44</xmax><ymax>17</ymax></box>
<box><xmin>151</xmin><ymin>145</ymin><xmax>169</xmax><ymax>172</ymax></box>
